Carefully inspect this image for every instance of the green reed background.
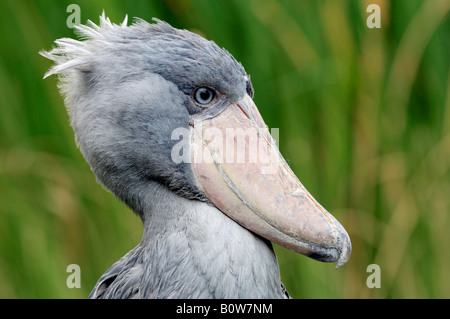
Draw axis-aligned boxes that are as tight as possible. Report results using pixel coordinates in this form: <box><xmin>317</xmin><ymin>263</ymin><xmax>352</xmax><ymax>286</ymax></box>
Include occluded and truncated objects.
<box><xmin>0</xmin><ymin>0</ymin><xmax>448</xmax><ymax>298</ymax></box>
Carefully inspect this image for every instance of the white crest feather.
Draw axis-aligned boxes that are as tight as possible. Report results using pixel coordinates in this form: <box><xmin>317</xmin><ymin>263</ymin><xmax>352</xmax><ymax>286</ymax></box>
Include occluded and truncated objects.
<box><xmin>40</xmin><ymin>11</ymin><xmax>129</xmax><ymax>79</ymax></box>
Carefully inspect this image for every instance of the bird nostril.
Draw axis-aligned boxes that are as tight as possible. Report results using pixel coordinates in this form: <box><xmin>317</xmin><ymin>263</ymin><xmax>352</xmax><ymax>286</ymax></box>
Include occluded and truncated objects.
<box><xmin>236</xmin><ymin>104</ymin><xmax>250</xmax><ymax>119</ymax></box>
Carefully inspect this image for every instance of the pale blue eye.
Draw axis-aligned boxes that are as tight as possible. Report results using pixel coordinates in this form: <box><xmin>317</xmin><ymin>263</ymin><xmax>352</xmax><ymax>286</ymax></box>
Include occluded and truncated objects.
<box><xmin>194</xmin><ymin>87</ymin><xmax>215</xmax><ymax>105</ymax></box>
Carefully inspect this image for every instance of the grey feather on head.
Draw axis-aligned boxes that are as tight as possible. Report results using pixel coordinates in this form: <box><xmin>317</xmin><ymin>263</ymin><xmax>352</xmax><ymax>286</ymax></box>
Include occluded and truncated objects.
<box><xmin>41</xmin><ymin>12</ymin><xmax>254</xmax><ymax>217</ymax></box>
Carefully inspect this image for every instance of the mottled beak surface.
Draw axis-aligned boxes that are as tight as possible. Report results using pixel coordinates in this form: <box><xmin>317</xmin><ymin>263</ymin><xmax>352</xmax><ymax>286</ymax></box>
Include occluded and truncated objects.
<box><xmin>190</xmin><ymin>94</ymin><xmax>351</xmax><ymax>268</ymax></box>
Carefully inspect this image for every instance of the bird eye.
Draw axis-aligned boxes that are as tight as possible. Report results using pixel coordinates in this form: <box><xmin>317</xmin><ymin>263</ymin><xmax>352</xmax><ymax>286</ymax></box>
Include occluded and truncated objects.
<box><xmin>194</xmin><ymin>87</ymin><xmax>215</xmax><ymax>105</ymax></box>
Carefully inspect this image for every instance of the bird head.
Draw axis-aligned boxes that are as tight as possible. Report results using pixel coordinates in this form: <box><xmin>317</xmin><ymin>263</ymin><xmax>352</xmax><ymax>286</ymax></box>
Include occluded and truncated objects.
<box><xmin>41</xmin><ymin>14</ymin><xmax>351</xmax><ymax>268</ymax></box>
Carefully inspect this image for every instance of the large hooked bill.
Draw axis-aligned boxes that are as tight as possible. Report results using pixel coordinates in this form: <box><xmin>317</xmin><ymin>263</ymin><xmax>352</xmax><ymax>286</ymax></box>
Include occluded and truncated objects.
<box><xmin>189</xmin><ymin>94</ymin><xmax>351</xmax><ymax>268</ymax></box>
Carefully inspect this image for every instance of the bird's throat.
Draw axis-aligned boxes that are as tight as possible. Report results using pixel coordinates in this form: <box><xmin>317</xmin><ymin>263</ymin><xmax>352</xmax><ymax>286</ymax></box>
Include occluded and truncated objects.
<box><xmin>136</xmin><ymin>182</ymin><xmax>286</xmax><ymax>298</ymax></box>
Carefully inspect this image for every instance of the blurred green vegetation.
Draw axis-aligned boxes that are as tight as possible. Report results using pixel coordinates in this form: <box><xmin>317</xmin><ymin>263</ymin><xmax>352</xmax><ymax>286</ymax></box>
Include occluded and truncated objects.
<box><xmin>0</xmin><ymin>0</ymin><xmax>449</xmax><ymax>298</ymax></box>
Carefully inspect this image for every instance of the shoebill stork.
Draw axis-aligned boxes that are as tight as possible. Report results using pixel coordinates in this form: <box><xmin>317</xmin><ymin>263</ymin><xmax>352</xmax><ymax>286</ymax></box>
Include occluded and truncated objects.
<box><xmin>41</xmin><ymin>14</ymin><xmax>351</xmax><ymax>298</ymax></box>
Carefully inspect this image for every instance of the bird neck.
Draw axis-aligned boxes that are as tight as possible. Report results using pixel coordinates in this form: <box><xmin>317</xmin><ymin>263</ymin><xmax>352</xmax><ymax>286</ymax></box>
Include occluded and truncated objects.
<box><xmin>136</xmin><ymin>182</ymin><xmax>285</xmax><ymax>298</ymax></box>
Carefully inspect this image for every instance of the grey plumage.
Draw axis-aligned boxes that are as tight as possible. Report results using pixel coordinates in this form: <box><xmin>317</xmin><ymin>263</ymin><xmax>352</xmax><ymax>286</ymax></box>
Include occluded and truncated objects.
<box><xmin>90</xmin><ymin>182</ymin><xmax>285</xmax><ymax>298</ymax></box>
<box><xmin>42</xmin><ymin>14</ymin><xmax>289</xmax><ymax>298</ymax></box>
